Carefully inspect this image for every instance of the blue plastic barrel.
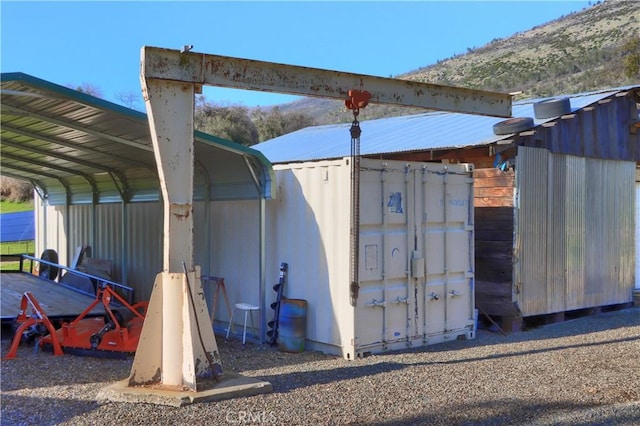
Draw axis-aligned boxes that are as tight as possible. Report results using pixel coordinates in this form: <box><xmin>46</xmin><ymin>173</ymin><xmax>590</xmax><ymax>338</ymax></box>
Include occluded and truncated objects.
<box><xmin>278</xmin><ymin>299</ymin><xmax>307</xmax><ymax>353</ymax></box>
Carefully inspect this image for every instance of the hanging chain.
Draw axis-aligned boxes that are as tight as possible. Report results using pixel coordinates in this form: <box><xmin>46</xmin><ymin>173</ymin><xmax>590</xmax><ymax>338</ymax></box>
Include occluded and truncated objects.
<box><xmin>345</xmin><ymin>90</ymin><xmax>370</xmax><ymax>307</ymax></box>
<box><xmin>349</xmin><ymin>109</ymin><xmax>361</xmax><ymax>307</ymax></box>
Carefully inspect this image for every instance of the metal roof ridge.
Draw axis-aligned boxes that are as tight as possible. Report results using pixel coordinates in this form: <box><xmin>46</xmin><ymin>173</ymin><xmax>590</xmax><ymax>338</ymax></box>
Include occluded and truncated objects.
<box><xmin>2</xmin><ymin>72</ymin><xmax>271</xmax><ymax>163</ymax></box>
<box><xmin>1</xmin><ymin>72</ymin><xmax>148</xmax><ymax>121</ymax></box>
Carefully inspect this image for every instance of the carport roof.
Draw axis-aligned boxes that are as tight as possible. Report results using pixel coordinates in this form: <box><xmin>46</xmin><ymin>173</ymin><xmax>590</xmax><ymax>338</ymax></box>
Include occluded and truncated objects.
<box><xmin>1</xmin><ymin>72</ymin><xmax>274</xmax><ymax>205</ymax></box>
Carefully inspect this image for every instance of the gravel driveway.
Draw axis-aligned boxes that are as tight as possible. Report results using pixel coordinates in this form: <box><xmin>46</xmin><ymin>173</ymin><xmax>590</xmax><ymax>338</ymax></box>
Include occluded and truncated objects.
<box><xmin>2</xmin><ymin>307</ymin><xmax>639</xmax><ymax>425</ymax></box>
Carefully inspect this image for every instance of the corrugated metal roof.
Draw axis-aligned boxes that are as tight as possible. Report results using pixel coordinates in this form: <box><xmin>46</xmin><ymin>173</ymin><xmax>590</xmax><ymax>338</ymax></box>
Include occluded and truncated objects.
<box><xmin>1</xmin><ymin>72</ymin><xmax>274</xmax><ymax>205</ymax></box>
<box><xmin>254</xmin><ymin>86</ymin><xmax>638</xmax><ymax>164</ymax></box>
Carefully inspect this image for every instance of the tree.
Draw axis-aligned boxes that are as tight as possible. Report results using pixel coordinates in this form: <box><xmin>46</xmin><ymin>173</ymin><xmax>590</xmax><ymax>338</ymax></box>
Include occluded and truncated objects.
<box><xmin>620</xmin><ymin>34</ymin><xmax>640</xmax><ymax>80</ymax></box>
<box><xmin>252</xmin><ymin>107</ymin><xmax>284</xmax><ymax>142</ymax></box>
<box><xmin>252</xmin><ymin>106</ymin><xmax>315</xmax><ymax>142</ymax></box>
<box><xmin>116</xmin><ymin>90</ymin><xmax>142</xmax><ymax>110</ymax></box>
<box><xmin>0</xmin><ymin>176</ymin><xmax>33</xmax><ymax>202</ymax></box>
<box><xmin>282</xmin><ymin>111</ymin><xmax>315</xmax><ymax>135</ymax></box>
<box><xmin>194</xmin><ymin>103</ymin><xmax>259</xmax><ymax>146</ymax></box>
<box><xmin>71</xmin><ymin>83</ymin><xmax>103</xmax><ymax>98</ymax></box>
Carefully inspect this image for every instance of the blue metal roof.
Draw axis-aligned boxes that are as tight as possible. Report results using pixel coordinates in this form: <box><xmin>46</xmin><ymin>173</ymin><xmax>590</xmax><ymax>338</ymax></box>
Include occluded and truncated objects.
<box><xmin>254</xmin><ymin>87</ymin><xmax>637</xmax><ymax>164</ymax></box>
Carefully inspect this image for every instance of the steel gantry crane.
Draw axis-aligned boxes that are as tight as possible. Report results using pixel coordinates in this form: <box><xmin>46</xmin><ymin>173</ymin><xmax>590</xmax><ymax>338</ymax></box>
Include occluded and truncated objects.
<box><xmin>100</xmin><ymin>46</ymin><xmax>512</xmax><ymax>405</ymax></box>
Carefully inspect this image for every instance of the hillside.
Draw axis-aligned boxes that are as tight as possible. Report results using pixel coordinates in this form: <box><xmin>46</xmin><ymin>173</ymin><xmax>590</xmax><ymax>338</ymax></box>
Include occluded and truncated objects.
<box><xmin>280</xmin><ymin>0</ymin><xmax>640</xmax><ymax>125</ymax></box>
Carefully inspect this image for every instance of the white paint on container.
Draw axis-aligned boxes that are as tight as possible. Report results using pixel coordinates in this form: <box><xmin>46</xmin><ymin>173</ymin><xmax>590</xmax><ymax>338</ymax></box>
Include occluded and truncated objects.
<box><xmin>220</xmin><ymin>157</ymin><xmax>476</xmax><ymax>359</ymax></box>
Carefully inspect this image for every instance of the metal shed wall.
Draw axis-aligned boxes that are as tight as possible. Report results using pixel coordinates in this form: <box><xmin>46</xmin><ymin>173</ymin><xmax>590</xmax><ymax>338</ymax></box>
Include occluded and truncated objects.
<box><xmin>34</xmin><ymin>197</ymin><xmax>266</xmax><ymax>306</ymax></box>
<box><xmin>514</xmin><ymin>146</ymin><xmax>635</xmax><ymax>316</ymax></box>
<box><xmin>205</xmin><ymin>199</ymin><xmax>263</xmax><ymax>326</ymax></box>
<box><xmin>35</xmin><ymin>201</ymin><xmax>163</xmax><ymax>301</ymax></box>
<box><xmin>35</xmin><ymin>202</ymin><xmax>68</xmax><ymax>265</ymax></box>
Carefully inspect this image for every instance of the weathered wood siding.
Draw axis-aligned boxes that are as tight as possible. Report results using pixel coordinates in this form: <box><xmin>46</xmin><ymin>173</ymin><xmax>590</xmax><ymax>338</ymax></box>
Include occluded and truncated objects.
<box><xmin>474</xmin><ymin>168</ymin><xmax>516</xmax><ymax>315</ymax></box>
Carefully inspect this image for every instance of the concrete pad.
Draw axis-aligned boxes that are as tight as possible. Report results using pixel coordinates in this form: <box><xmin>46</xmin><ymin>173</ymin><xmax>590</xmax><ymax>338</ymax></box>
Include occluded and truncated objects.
<box><xmin>96</xmin><ymin>373</ymin><xmax>272</xmax><ymax>407</ymax></box>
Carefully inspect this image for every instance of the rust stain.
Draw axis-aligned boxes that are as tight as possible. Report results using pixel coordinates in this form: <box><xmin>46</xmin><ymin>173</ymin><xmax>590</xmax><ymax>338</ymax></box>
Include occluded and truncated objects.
<box><xmin>128</xmin><ymin>367</ymin><xmax>162</xmax><ymax>386</ymax></box>
<box><xmin>170</xmin><ymin>203</ymin><xmax>191</xmax><ymax>221</ymax></box>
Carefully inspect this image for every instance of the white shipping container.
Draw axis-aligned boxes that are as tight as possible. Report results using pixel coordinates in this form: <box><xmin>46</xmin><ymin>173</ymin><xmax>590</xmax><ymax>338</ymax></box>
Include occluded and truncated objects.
<box><xmin>259</xmin><ymin>157</ymin><xmax>476</xmax><ymax>359</ymax></box>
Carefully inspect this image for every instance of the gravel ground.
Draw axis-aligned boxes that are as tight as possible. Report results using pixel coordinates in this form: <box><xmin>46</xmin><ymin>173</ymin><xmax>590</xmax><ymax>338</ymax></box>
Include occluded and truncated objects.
<box><xmin>2</xmin><ymin>307</ymin><xmax>639</xmax><ymax>426</ymax></box>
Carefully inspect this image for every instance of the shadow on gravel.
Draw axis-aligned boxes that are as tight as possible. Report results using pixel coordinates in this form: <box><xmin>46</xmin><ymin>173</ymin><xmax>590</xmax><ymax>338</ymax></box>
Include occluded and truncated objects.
<box><xmin>1</xmin><ymin>341</ymin><xmax>132</xmax><ymax>391</ymax></box>
<box><xmin>427</xmin><ymin>335</ymin><xmax>640</xmax><ymax>366</ymax></box>
<box><xmin>416</xmin><ymin>307</ymin><xmax>640</xmax><ymax>354</ymax></box>
<box><xmin>2</xmin><ymin>309</ymin><xmax>637</xmax><ymax>394</ymax></box>
<box><xmin>196</xmin><ymin>307</ymin><xmax>640</xmax><ymax>377</ymax></box>
<box><xmin>216</xmin><ymin>337</ymin><xmax>340</xmax><ymax>371</ymax></box>
<box><xmin>261</xmin><ymin>361</ymin><xmax>407</xmax><ymax>393</ymax></box>
<box><xmin>258</xmin><ymin>335</ymin><xmax>640</xmax><ymax>394</ymax></box>
<box><xmin>0</xmin><ymin>393</ymin><xmax>99</xmax><ymax>426</ymax></box>
<box><xmin>220</xmin><ymin>308</ymin><xmax>640</xmax><ymax>373</ymax></box>
<box><xmin>364</xmin><ymin>398</ymin><xmax>640</xmax><ymax>426</ymax></box>
<box><xmin>377</xmin><ymin>333</ymin><xmax>640</xmax><ymax>363</ymax></box>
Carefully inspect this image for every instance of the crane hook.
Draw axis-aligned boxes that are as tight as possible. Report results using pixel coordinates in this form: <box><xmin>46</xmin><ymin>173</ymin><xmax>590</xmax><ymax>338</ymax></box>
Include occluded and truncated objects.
<box><xmin>345</xmin><ymin>89</ymin><xmax>371</xmax><ymax>117</ymax></box>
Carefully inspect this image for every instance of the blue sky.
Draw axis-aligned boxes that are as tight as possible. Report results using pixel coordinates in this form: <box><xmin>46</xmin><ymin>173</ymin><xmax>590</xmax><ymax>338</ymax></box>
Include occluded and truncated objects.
<box><xmin>1</xmin><ymin>1</ymin><xmax>592</xmax><ymax>109</ymax></box>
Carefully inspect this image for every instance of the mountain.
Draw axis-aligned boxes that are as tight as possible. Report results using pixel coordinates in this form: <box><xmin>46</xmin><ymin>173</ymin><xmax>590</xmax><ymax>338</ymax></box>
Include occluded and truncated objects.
<box><xmin>279</xmin><ymin>0</ymin><xmax>640</xmax><ymax>125</ymax></box>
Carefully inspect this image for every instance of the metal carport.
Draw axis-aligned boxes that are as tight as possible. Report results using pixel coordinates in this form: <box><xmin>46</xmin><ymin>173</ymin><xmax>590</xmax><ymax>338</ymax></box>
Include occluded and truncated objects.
<box><xmin>0</xmin><ymin>72</ymin><xmax>274</xmax><ymax>300</ymax></box>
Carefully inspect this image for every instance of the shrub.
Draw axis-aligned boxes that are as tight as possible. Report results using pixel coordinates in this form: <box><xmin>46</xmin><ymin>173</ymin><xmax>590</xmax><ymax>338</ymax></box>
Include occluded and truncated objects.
<box><xmin>0</xmin><ymin>177</ymin><xmax>34</xmax><ymax>202</ymax></box>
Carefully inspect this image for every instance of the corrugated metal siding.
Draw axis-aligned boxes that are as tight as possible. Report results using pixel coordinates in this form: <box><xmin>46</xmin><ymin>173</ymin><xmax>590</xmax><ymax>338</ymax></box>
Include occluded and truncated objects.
<box><xmin>208</xmin><ymin>199</ymin><xmax>261</xmax><ymax>322</ymax></box>
<box><xmin>192</xmin><ymin>201</ymin><xmax>208</xmax><ymax>274</ymax></box>
<box><xmin>35</xmin><ymin>196</ymin><xmax>267</xmax><ymax>304</ymax></box>
<box><xmin>607</xmin><ymin>160</ymin><xmax>634</xmax><ymax>301</ymax></box>
<box><xmin>546</xmin><ymin>153</ymin><xmax>567</xmax><ymax>313</ymax></box>
<box><xmin>584</xmin><ymin>160</ymin><xmax>608</xmax><ymax>304</ymax></box>
<box><xmin>193</xmin><ymin>200</ymin><xmax>224</xmax><ymax>309</ymax></box>
<box><xmin>67</xmin><ymin>205</ymin><xmax>93</xmax><ymax>256</ymax></box>
<box><xmin>34</xmin><ymin>202</ymin><xmax>68</xmax><ymax>265</ymax></box>
<box><xmin>34</xmin><ymin>201</ymin><xmax>163</xmax><ymax>302</ymax></box>
<box><xmin>515</xmin><ymin>147</ymin><xmax>635</xmax><ymax>316</ymax></box>
<box><xmin>93</xmin><ymin>204</ymin><xmax>122</xmax><ymax>281</ymax></box>
<box><xmin>515</xmin><ymin>147</ymin><xmax>549</xmax><ymax>315</ymax></box>
<box><xmin>564</xmin><ymin>155</ymin><xmax>586</xmax><ymax>310</ymax></box>
<box><xmin>125</xmin><ymin>202</ymin><xmax>162</xmax><ymax>300</ymax></box>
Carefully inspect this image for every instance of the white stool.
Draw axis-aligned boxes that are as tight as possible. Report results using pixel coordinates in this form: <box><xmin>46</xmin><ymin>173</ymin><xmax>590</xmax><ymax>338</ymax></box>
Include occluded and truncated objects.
<box><xmin>226</xmin><ymin>303</ymin><xmax>259</xmax><ymax>344</ymax></box>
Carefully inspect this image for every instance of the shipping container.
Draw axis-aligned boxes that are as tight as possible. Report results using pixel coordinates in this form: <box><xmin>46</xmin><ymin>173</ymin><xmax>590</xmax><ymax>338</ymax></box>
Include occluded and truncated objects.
<box><xmin>215</xmin><ymin>158</ymin><xmax>475</xmax><ymax>359</ymax></box>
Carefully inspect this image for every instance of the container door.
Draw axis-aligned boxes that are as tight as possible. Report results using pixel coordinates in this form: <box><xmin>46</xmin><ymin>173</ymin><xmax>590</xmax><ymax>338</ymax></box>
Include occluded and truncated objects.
<box><xmin>420</xmin><ymin>167</ymin><xmax>474</xmax><ymax>337</ymax></box>
<box><xmin>422</xmin><ymin>170</ymin><xmax>446</xmax><ymax>336</ymax></box>
<box><xmin>356</xmin><ymin>161</ymin><xmax>419</xmax><ymax>351</ymax></box>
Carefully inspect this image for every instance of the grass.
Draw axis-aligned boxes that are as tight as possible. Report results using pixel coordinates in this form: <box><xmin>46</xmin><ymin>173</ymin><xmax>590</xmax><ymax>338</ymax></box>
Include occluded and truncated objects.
<box><xmin>0</xmin><ymin>260</ymin><xmax>33</xmax><ymax>272</ymax></box>
<box><xmin>0</xmin><ymin>200</ymin><xmax>34</xmax><ymax>213</ymax></box>
<box><xmin>1</xmin><ymin>240</ymin><xmax>35</xmax><ymax>256</ymax></box>
<box><xmin>0</xmin><ymin>240</ymin><xmax>35</xmax><ymax>271</ymax></box>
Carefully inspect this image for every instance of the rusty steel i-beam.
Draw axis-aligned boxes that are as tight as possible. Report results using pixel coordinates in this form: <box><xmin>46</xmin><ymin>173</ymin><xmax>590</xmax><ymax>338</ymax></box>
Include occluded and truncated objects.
<box><xmin>141</xmin><ymin>46</ymin><xmax>512</xmax><ymax>118</ymax></box>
